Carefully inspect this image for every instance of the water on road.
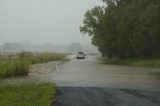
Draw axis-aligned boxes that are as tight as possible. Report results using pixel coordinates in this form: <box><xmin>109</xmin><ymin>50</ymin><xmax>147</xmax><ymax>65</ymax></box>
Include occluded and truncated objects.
<box><xmin>1</xmin><ymin>55</ymin><xmax>160</xmax><ymax>106</ymax></box>
<box><xmin>1</xmin><ymin>55</ymin><xmax>160</xmax><ymax>91</ymax></box>
<box><xmin>50</xmin><ymin>55</ymin><xmax>160</xmax><ymax>91</ymax></box>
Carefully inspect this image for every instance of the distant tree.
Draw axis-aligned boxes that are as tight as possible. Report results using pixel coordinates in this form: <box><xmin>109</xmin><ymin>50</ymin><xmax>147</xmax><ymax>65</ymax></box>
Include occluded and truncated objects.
<box><xmin>2</xmin><ymin>43</ymin><xmax>12</xmax><ymax>52</ymax></box>
<box><xmin>2</xmin><ymin>43</ymin><xmax>22</xmax><ymax>52</ymax></box>
<box><xmin>11</xmin><ymin>43</ymin><xmax>22</xmax><ymax>52</ymax></box>
<box><xmin>68</xmin><ymin>43</ymin><xmax>82</xmax><ymax>53</ymax></box>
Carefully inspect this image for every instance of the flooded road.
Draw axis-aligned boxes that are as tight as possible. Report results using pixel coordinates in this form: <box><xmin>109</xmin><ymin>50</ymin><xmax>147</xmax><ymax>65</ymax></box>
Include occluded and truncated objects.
<box><xmin>1</xmin><ymin>55</ymin><xmax>160</xmax><ymax>91</ymax></box>
<box><xmin>1</xmin><ymin>55</ymin><xmax>160</xmax><ymax>106</ymax></box>
<box><xmin>52</xmin><ymin>55</ymin><xmax>160</xmax><ymax>106</ymax></box>
<box><xmin>48</xmin><ymin>55</ymin><xmax>160</xmax><ymax>91</ymax></box>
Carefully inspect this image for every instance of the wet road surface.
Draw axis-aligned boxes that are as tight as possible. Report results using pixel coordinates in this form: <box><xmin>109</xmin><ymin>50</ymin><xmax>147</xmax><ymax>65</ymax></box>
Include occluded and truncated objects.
<box><xmin>54</xmin><ymin>87</ymin><xmax>160</xmax><ymax>106</ymax></box>
<box><xmin>52</xmin><ymin>55</ymin><xmax>160</xmax><ymax>106</ymax></box>
<box><xmin>50</xmin><ymin>55</ymin><xmax>160</xmax><ymax>91</ymax></box>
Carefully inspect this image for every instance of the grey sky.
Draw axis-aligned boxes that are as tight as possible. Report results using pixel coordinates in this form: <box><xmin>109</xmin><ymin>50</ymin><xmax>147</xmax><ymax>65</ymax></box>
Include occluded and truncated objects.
<box><xmin>0</xmin><ymin>0</ymin><xmax>104</xmax><ymax>45</ymax></box>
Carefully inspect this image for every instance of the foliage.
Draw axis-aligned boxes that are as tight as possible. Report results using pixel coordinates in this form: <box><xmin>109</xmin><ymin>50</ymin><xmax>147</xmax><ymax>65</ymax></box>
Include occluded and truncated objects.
<box><xmin>0</xmin><ymin>83</ymin><xmax>56</xmax><ymax>106</ymax></box>
<box><xmin>0</xmin><ymin>58</ymin><xmax>30</xmax><ymax>78</ymax></box>
<box><xmin>0</xmin><ymin>52</ymin><xmax>67</xmax><ymax>78</ymax></box>
<box><xmin>80</xmin><ymin>0</ymin><xmax>160</xmax><ymax>59</ymax></box>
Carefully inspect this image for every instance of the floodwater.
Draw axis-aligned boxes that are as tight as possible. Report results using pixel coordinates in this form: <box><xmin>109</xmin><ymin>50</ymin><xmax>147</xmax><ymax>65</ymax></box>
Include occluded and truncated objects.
<box><xmin>50</xmin><ymin>55</ymin><xmax>160</xmax><ymax>91</ymax></box>
<box><xmin>1</xmin><ymin>55</ymin><xmax>160</xmax><ymax>91</ymax></box>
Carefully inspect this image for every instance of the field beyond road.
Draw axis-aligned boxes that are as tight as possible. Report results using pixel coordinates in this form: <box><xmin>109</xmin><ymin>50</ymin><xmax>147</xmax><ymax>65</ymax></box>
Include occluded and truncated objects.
<box><xmin>0</xmin><ymin>52</ymin><xmax>67</xmax><ymax>78</ymax></box>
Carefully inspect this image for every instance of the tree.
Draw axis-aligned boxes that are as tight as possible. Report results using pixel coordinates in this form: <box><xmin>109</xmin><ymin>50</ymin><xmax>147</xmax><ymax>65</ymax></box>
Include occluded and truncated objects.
<box><xmin>68</xmin><ymin>43</ymin><xmax>83</xmax><ymax>53</ymax></box>
<box><xmin>2</xmin><ymin>43</ymin><xmax>12</xmax><ymax>52</ymax></box>
<box><xmin>2</xmin><ymin>42</ymin><xmax>22</xmax><ymax>52</ymax></box>
<box><xmin>80</xmin><ymin>0</ymin><xmax>160</xmax><ymax>58</ymax></box>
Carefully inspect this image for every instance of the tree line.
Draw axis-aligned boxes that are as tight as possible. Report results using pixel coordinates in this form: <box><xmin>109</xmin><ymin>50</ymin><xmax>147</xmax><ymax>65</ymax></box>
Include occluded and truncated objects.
<box><xmin>80</xmin><ymin>0</ymin><xmax>160</xmax><ymax>59</ymax></box>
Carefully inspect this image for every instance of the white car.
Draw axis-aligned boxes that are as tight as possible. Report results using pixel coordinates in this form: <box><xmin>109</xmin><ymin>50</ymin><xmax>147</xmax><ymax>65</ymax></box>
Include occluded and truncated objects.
<box><xmin>76</xmin><ymin>51</ymin><xmax>85</xmax><ymax>59</ymax></box>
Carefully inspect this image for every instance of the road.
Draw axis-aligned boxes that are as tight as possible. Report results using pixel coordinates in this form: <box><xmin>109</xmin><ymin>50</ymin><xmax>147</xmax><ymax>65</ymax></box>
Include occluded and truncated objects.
<box><xmin>51</xmin><ymin>55</ymin><xmax>160</xmax><ymax>106</ymax></box>
<box><xmin>0</xmin><ymin>55</ymin><xmax>160</xmax><ymax>106</ymax></box>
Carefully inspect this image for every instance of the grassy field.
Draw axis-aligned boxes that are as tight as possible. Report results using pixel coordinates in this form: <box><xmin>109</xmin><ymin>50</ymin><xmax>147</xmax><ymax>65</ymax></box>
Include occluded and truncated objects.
<box><xmin>29</xmin><ymin>52</ymin><xmax>67</xmax><ymax>64</ymax></box>
<box><xmin>107</xmin><ymin>58</ymin><xmax>160</xmax><ymax>68</ymax></box>
<box><xmin>0</xmin><ymin>52</ymin><xmax>67</xmax><ymax>78</ymax></box>
<box><xmin>0</xmin><ymin>83</ymin><xmax>56</xmax><ymax>106</ymax></box>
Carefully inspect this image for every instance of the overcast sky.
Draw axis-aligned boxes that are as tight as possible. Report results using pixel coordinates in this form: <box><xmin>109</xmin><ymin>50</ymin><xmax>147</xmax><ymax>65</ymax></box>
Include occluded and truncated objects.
<box><xmin>0</xmin><ymin>0</ymin><xmax>104</xmax><ymax>45</ymax></box>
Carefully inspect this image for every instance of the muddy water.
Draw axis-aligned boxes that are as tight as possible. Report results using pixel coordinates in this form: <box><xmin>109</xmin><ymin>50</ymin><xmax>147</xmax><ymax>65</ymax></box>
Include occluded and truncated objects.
<box><xmin>0</xmin><ymin>55</ymin><xmax>160</xmax><ymax>91</ymax></box>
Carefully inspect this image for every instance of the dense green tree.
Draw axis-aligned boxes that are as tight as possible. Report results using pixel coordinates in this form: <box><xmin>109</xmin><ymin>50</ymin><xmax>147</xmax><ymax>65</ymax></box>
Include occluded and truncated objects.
<box><xmin>80</xmin><ymin>0</ymin><xmax>160</xmax><ymax>58</ymax></box>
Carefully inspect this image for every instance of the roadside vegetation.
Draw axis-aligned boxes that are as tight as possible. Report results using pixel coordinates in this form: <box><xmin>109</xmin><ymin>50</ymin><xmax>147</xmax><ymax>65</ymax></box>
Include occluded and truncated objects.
<box><xmin>0</xmin><ymin>52</ymin><xmax>67</xmax><ymax>78</ymax></box>
<box><xmin>80</xmin><ymin>0</ymin><xmax>160</xmax><ymax>68</ymax></box>
<box><xmin>106</xmin><ymin>58</ymin><xmax>160</xmax><ymax>68</ymax></box>
<box><xmin>0</xmin><ymin>83</ymin><xmax>56</xmax><ymax>106</ymax></box>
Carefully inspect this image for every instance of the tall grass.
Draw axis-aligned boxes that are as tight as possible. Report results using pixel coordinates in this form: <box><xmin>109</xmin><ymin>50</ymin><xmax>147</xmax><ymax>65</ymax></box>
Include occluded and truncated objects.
<box><xmin>0</xmin><ymin>58</ymin><xmax>30</xmax><ymax>78</ymax></box>
<box><xmin>30</xmin><ymin>52</ymin><xmax>66</xmax><ymax>64</ymax></box>
<box><xmin>0</xmin><ymin>52</ymin><xmax>67</xmax><ymax>78</ymax></box>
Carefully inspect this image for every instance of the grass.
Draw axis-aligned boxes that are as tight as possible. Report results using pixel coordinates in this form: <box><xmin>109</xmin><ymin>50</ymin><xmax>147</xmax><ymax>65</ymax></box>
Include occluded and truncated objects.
<box><xmin>106</xmin><ymin>58</ymin><xmax>160</xmax><ymax>68</ymax></box>
<box><xmin>0</xmin><ymin>52</ymin><xmax>67</xmax><ymax>78</ymax></box>
<box><xmin>0</xmin><ymin>58</ymin><xmax>30</xmax><ymax>78</ymax></box>
<box><xmin>0</xmin><ymin>83</ymin><xmax>56</xmax><ymax>106</ymax></box>
<box><xmin>29</xmin><ymin>52</ymin><xmax>67</xmax><ymax>64</ymax></box>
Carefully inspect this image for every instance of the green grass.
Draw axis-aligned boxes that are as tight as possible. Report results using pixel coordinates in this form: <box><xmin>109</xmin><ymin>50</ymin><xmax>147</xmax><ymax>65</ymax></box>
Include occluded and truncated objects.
<box><xmin>29</xmin><ymin>52</ymin><xmax>66</xmax><ymax>64</ymax></box>
<box><xmin>0</xmin><ymin>58</ymin><xmax>30</xmax><ymax>78</ymax></box>
<box><xmin>0</xmin><ymin>52</ymin><xmax>67</xmax><ymax>78</ymax></box>
<box><xmin>0</xmin><ymin>83</ymin><xmax>56</xmax><ymax>106</ymax></box>
<box><xmin>107</xmin><ymin>58</ymin><xmax>160</xmax><ymax>68</ymax></box>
